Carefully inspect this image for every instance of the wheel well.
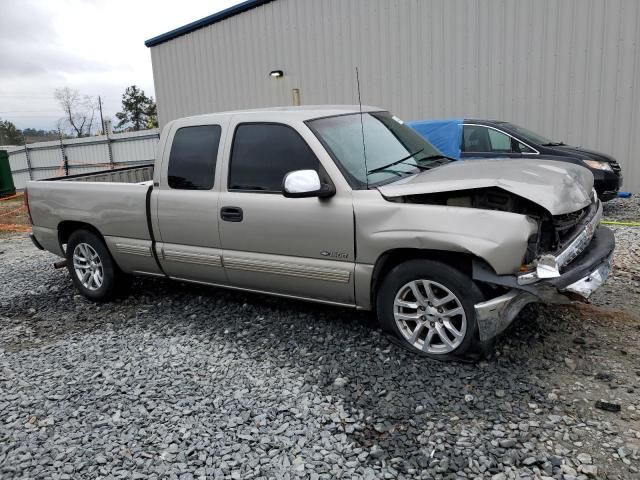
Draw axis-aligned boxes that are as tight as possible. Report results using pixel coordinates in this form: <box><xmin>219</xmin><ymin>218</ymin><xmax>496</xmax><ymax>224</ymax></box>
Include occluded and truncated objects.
<box><xmin>58</xmin><ymin>221</ymin><xmax>104</xmax><ymax>251</ymax></box>
<box><xmin>370</xmin><ymin>249</ymin><xmax>476</xmax><ymax>309</ymax></box>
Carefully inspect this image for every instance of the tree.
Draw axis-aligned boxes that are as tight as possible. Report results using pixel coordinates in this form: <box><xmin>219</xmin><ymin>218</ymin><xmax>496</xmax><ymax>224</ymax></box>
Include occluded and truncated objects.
<box><xmin>0</xmin><ymin>118</ymin><xmax>24</xmax><ymax>145</ymax></box>
<box><xmin>54</xmin><ymin>87</ymin><xmax>97</xmax><ymax>138</ymax></box>
<box><xmin>115</xmin><ymin>85</ymin><xmax>158</xmax><ymax>131</ymax></box>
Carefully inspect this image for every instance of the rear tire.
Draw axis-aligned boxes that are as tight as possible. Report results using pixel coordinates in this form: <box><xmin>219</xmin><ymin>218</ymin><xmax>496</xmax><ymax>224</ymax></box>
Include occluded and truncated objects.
<box><xmin>376</xmin><ymin>259</ymin><xmax>484</xmax><ymax>358</ymax></box>
<box><xmin>65</xmin><ymin>229</ymin><xmax>123</xmax><ymax>301</ymax></box>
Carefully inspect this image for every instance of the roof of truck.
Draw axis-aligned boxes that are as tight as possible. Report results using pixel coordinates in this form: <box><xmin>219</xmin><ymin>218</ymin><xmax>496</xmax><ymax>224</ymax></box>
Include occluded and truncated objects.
<box><xmin>177</xmin><ymin>105</ymin><xmax>384</xmax><ymax>123</ymax></box>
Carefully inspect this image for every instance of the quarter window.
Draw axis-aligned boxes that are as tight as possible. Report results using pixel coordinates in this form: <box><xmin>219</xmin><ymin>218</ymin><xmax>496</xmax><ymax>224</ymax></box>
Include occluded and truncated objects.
<box><xmin>229</xmin><ymin>123</ymin><xmax>319</xmax><ymax>192</ymax></box>
<box><xmin>487</xmin><ymin>129</ymin><xmax>512</xmax><ymax>151</ymax></box>
<box><xmin>168</xmin><ymin>125</ymin><xmax>221</xmax><ymax>190</ymax></box>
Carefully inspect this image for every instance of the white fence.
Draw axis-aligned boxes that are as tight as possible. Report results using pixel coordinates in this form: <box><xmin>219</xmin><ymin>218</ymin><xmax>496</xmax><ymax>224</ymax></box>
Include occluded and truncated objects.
<box><xmin>7</xmin><ymin>129</ymin><xmax>160</xmax><ymax>189</ymax></box>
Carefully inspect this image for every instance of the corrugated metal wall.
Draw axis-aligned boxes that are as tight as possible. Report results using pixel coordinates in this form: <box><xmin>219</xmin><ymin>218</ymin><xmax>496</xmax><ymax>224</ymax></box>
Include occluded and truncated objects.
<box><xmin>8</xmin><ymin>129</ymin><xmax>160</xmax><ymax>189</ymax></box>
<box><xmin>149</xmin><ymin>0</ymin><xmax>640</xmax><ymax>192</ymax></box>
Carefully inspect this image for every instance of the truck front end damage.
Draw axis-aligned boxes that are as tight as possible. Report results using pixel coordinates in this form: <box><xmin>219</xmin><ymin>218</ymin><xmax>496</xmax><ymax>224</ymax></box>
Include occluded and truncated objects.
<box><xmin>376</xmin><ymin>159</ymin><xmax>615</xmax><ymax>344</ymax></box>
<box><xmin>472</xmin><ymin>196</ymin><xmax>614</xmax><ymax>341</ymax></box>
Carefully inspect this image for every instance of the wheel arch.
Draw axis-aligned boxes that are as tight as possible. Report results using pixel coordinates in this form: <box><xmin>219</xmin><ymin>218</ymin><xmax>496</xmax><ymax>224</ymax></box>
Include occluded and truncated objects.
<box><xmin>370</xmin><ymin>248</ymin><xmax>479</xmax><ymax>312</ymax></box>
<box><xmin>58</xmin><ymin>221</ymin><xmax>105</xmax><ymax>249</ymax></box>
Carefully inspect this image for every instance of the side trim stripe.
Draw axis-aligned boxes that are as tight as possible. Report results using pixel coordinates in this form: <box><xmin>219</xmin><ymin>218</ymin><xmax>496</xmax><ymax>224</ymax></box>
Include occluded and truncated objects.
<box><xmin>224</xmin><ymin>256</ymin><xmax>351</xmax><ymax>283</ymax></box>
<box><xmin>162</xmin><ymin>249</ymin><xmax>223</xmax><ymax>267</ymax></box>
<box><xmin>115</xmin><ymin>243</ymin><xmax>152</xmax><ymax>257</ymax></box>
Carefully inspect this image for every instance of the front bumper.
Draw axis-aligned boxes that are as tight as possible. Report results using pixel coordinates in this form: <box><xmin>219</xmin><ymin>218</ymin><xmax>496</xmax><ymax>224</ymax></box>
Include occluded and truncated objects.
<box><xmin>474</xmin><ymin>225</ymin><xmax>615</xmax><ymax>342</ymax></box>
<box><xmin>593</xmin><ymin>169</ymin><xmax>622</xmax><ymax>201</ymax></box>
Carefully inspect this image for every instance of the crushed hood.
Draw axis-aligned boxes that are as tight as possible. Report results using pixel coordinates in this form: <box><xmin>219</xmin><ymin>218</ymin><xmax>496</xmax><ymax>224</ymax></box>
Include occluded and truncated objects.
<box><xmin>377</xmin><ymin>158</ymin><xmax>594</xmax><ymax>215</ymax></box>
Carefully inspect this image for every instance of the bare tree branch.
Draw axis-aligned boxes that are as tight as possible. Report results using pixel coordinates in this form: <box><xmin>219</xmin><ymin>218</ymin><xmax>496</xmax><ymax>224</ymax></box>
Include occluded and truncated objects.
<box><xmin>54</xmin><ymin>87</ymin><xmax>98</xmax><ymax>137</ymax></box>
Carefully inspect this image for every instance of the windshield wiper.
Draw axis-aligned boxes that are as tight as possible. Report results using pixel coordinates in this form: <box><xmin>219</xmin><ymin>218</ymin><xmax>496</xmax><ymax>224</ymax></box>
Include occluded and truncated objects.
<box><xmin>420</xmin><ymin>154</ymin><xmax>456</xmax><ymax>162</ymax></box>
<box><xmin>367</xmin><ymin>148</ymin><xmax>425</xmax><ymax>175</ymax></box>
<box><xmin>542</xmin><ymin>141</ymin><xmax>565</xmax><ymax>146</ymax></box>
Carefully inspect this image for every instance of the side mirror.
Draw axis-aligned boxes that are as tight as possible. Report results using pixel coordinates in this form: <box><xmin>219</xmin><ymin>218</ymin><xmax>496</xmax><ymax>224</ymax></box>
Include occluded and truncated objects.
<box><xmin>282</xmin><ymin>170</ymin><xmax>335</xmax><ymax>198</ymax></box>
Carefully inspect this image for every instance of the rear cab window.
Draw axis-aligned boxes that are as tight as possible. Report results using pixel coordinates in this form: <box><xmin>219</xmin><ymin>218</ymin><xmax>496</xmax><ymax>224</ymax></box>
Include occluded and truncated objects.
<box><xmin>168</xmin><ymin>125</ymin><xmax>222</xmax><ymax>190</ymax></box>
<box><xmin>228</xmin><ymin>123</ymin><xmax>319</xmax><ymax>192</ymax></box>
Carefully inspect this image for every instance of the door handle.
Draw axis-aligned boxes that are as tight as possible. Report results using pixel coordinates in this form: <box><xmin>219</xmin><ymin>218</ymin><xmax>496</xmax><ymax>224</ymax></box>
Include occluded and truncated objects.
<box><xmin>220</xmin><ymin>206</ymin><xmax>243</xmax><ymax>222</ymax></box>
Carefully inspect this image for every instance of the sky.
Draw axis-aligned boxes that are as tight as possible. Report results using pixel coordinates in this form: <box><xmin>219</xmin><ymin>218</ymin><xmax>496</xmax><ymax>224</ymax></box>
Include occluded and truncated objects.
<box><xmin>0</xmin><ymin>0</ymin><xmax>239</xmax><ymax>131</ymax></box>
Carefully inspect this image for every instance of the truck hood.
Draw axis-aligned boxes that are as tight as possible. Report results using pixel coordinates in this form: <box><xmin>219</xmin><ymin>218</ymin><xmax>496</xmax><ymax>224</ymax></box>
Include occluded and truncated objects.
<box><xmin>377</xmin><ymin>158</ymin><xmax>594</xmax><ymax>215</ymax></box>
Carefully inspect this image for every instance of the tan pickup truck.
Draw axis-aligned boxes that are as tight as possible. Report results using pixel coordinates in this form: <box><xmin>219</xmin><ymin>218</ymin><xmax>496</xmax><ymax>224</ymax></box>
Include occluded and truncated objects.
<box><xmin>25</xmin><ymin>106</ymin><xmax>614</xmax><ymax>358</ymax></box>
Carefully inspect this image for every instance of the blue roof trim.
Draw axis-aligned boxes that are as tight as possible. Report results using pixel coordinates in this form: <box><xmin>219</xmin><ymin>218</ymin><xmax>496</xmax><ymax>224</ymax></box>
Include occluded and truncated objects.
<box><xmin>145</xmin><ymin>0</ymin><xmax>276</xmax><ymax>47</ymax></box>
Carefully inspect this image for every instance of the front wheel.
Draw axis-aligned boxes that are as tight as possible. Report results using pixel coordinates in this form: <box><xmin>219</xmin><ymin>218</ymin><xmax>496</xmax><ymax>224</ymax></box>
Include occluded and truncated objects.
<box><xmin>376</xmin><ymin>259</ymin><xmax>483</xmax><ymax>357</ymax></box>
<box><xmin>66</xmin><ymin>229</ymin><xmax>124</xmax><ymax>301</ymax></box>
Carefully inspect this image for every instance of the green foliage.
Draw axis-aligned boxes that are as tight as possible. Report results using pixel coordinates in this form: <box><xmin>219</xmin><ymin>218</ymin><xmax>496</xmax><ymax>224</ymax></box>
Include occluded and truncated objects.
<box><xmin>0</xmin><ymin>119</ymin><xmax>24</xmax><ymax>145</ymax></box>
<box><xmin>115</xmin><ymin>85</ymin><xmax>158</xmax><ymax>131</ymax></box>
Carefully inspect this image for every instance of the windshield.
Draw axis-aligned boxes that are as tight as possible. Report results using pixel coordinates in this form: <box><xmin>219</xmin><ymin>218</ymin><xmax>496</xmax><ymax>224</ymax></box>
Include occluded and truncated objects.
<box><xmin>308</xmin><ymin>112</ymin><xmax>445</xmax><ymax>188</ymax></box>
<box><xmin>503</xmin><ymin>123</ymin><xmax>554</xmax><ymax>145</ymax></box>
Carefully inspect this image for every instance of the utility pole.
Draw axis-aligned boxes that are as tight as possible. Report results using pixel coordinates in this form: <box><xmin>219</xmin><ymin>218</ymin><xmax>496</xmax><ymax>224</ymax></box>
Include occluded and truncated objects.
<box><xmin>98</xmin><ymin>96</ymin><xmax>105</xmax><ymax>134</ymax></box>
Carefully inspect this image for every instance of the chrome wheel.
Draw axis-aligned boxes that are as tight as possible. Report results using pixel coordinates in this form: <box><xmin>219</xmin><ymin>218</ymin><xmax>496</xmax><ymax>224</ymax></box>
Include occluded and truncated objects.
<box><xmin>393</xmin><ymin>279</ymin><xmax>467</xmax><ymax>354</ymax></box>
<box><xmin>73</xmin><ymin>242</ymin><xmax>103</xmax><ymax>291</ymax></box>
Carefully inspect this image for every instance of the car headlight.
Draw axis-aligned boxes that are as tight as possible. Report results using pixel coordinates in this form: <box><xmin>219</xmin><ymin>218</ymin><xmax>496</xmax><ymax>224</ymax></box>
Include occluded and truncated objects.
<box><xmin>583</xmin><ymin>159</ymin><xmax>613</xmax><ymax>171</ymax></box>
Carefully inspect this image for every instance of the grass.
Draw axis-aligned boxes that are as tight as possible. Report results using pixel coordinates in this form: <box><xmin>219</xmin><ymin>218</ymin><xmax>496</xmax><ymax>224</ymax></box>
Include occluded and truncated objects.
<box><xmin>0</xmin><ymin>193</ymin><xmax>31</xmax><ymax>237</ymax></box>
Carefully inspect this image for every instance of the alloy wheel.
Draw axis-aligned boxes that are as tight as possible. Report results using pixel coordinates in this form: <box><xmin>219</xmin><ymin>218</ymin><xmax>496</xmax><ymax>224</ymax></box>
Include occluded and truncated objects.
<box><xmin>72</xmin><ymin>242</ymin><xmax>104</xmax><ymax>291</ymax></box>
<box><xmin>393</xmin><ymin>279</ymin><xmax>467</xmax><ymax>354</ymax></box>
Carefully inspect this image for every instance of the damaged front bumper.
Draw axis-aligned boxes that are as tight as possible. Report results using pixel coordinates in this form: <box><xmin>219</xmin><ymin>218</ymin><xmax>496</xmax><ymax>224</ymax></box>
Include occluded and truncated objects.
<box><xmin>473</xmin><ymin>224</ymin><xmax>615</xmax><ymax>342</ymax></box>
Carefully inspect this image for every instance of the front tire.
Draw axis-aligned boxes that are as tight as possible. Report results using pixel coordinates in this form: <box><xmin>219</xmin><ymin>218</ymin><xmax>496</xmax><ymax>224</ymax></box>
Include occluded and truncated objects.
<box><xmin>376</xmin><ymin>259</ymin><xmax>483</xmax><ymax>358</ymax></box>
<box><xmin>66</xmin><ymin>229</ymin><xmax>122</xmax><ymax>301</ymax></box>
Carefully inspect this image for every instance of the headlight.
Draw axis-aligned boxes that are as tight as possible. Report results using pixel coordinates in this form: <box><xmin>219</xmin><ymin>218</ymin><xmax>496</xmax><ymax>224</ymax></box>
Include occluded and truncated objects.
<box><xmin>583</xmin><ymin>159</ymin><xmax>613</xmax><ymax>171</ymax></box>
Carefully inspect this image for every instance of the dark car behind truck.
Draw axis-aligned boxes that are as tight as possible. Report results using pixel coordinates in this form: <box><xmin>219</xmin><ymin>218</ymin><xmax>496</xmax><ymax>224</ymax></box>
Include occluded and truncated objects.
<box><xmin>410</xmin><ymin>119</ymin><xmax>623</xmax><ymax>201</ymax></box>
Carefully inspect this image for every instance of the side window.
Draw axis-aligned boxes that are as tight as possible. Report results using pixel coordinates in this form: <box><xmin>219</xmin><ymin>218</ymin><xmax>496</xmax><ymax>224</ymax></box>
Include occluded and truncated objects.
<box><xmin>229</xmin><ymin>123</ymin><xmax>319</xmax><ymax>192</ymax></box>
<box><xmin>487</xmin><ymin>129</ymin><xmax>512</xmax><ymax>152</ymax></box>
<box><xmin>462</xmin><ymin>125</ymin><xmax>492</xmax><ymax>152</ymax></box>
<box><xmin>516</xmin><ymin>142</ymin><xmax>535</xmax><ymax>153</ymax></box>
<box><xmin>463</xmin><ymin>125</ymin><xmax>514</xmax><ymax>153</ymax></box>
<box><xmin>168</xmin><ymin>125</ymin><xmax>221</xmax><ymax>190</ymax></box>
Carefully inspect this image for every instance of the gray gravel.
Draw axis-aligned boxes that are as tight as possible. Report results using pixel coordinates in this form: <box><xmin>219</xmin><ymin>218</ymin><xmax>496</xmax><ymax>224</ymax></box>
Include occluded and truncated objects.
<box><xmin>603</xmin><ymin>195</ymin><xmax>640</xmax><ymax>223</ymax></box>
<box><xmin>1</xmin><ymin>220</ymin><xmax>640</xmax><ymax>479</ymax></box>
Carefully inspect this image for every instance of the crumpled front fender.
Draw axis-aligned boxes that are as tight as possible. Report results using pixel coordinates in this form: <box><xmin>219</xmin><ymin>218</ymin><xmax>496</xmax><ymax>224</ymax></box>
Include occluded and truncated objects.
<box><xmin>354</xmin><ymin>195</ymin><xmax>538</xmax><ymax>275</ymax></box>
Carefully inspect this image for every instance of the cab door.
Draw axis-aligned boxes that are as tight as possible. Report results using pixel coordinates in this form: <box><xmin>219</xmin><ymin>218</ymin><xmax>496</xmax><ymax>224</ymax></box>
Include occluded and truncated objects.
<box><xmin>152</xmin><ymin>119</ymin><xmax>228</xmax><ymax>284</ymax></box>
<box><xmin>217</xmin><ymin>118</ymin><xmax>355</xmax><ymax>305</ymax></box>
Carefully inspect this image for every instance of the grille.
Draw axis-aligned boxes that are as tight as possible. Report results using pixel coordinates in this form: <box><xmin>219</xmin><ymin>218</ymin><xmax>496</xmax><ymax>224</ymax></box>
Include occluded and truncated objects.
<box><xmin>553</xmin><ymin>206</ymin><xmax>589</xmax><ymax>245</ymax></box>
<box><xmin>610</xmin><ymin>161</ymin><xmax>622</xmax><ymax>174</ymax></box>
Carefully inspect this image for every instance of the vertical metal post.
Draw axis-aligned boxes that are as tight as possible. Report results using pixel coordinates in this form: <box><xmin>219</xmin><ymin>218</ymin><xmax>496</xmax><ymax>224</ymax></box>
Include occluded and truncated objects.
<box><xmin>58</xmin><ymin>129</ymin><xmax>69</xmax><ymax>176</ymax></box>
<box><xmin>23</xmin><ymin>144</ymin><xmax>33</xmax><ymax>180</ymax></box>
<box><xmin>99</xmin><ymin>96</ymin><xmax>115</xmax><ymax>169</ymax></box>
<box><xmin>292</xmin><ymin>88</ymin><xmax>301</xmax><ymax>106</ymax></box>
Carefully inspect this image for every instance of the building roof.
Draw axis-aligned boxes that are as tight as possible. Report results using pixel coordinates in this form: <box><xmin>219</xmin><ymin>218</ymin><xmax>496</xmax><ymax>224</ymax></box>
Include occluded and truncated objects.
<box><xmin>145</xmin><ymin>0</ymin><xmax>276</xmax><ymax>47</ymax></box>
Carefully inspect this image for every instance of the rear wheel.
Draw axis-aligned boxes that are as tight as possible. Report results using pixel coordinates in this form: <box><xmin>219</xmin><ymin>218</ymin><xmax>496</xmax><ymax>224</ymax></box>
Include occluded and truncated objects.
<box><xmin>66</xmin><ymin>229</ymin><xmax>124</xmax><ymax>301</ymax></box>
<box><xmin>376</xmin><ymin>259</ymin><xmax>483</xmax><ymax>357</ymax></box>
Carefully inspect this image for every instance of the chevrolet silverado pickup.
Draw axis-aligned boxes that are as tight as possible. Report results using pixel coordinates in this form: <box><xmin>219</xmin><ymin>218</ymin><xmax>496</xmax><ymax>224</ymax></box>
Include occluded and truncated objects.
<box><xmin>25</xmin><ymin>106</ymin><xmax>615</xmax><ymax>358</ymax></box>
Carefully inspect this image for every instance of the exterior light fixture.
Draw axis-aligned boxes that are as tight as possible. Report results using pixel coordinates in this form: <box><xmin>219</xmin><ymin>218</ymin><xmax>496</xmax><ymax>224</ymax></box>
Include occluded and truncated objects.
<box><xmin>270</xmin><ymin>70</ymin><xmax>284</xmax><ymax>78</ymax></box>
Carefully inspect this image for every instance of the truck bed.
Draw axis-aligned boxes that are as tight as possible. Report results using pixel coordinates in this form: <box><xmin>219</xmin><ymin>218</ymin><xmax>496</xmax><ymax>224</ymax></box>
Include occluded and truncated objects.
<box><xmin>27</xmin><ymin>164</ymin><xmax>156</xmax><ymax>258</ymax></box>
<box><xmin>47</xmin><ymin>164</ymin><xmax>154</xmax><ymax>184</ymax></box>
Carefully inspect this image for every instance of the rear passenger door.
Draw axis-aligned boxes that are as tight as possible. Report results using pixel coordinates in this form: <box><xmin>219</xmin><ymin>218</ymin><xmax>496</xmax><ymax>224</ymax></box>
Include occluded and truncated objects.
<box><xmin>153</xmin><ymin>120</ymin><xmax>228</xmax><ymax>284</ymax></box>
<box><xmin>218</xmin><ymin>119</ymin><xmax>355</xmax><ymax>305</ymax></box>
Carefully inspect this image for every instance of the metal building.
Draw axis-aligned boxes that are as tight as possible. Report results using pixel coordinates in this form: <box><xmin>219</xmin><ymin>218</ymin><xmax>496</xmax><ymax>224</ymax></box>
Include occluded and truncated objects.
<box><xmin>146</xmin><ymin>0</ymin><xmax>640</xmax><ymax>192</ymax></box>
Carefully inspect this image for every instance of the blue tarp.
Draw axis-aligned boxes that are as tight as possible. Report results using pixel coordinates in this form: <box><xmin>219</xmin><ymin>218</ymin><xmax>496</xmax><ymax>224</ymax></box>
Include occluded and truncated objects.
<box><xmin>409</xmin><ymin>119</ymin><xmax>463</xmax><ymax>160</ymax></box>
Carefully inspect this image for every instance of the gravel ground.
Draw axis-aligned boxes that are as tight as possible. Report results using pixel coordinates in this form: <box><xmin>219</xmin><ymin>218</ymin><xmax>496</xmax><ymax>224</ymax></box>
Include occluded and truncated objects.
<box><xmin>603</xmin><ymin>195</ymin><xmax>640</xmax><ymax>223</ymax></box>
<box><xmin>1</xmin><ymin>211</ymin><xmax>639</xmax><ymax>479</ymax></box>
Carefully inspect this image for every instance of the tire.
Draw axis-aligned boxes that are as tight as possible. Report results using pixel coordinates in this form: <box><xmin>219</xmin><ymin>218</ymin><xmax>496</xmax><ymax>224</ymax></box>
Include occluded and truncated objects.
<box><xmin>65</xmin><ymin>229</ymin><xmax>123</xmax><ymax>301</ymax></box>
<box><xmin>376</xmin><ymin>259</ymin><xmax>484</xmax><ymax>358</ymax></box>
